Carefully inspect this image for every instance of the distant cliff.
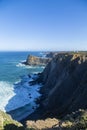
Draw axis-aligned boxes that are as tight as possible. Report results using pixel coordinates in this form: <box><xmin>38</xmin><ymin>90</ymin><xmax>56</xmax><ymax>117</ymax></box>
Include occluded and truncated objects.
<box><xmin>24</xmin><ymin>55</ymin><xmax>51</xmax><ymax>66</ymax></box>
<box><xmin>39</xmin><ymin>53</ymin><xmax>87</xmax><ymax>117</ymax></box>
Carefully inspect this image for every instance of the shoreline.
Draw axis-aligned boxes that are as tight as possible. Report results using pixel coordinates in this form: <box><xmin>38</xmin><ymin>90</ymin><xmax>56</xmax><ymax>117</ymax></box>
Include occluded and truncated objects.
<box><xmin>7</xmin><ymin>73</ymin><xmax>43</xmax><ymax>122</ymax></box>
<box><xmin>20</xmin><ymin>90</ymin><xmax>48</xmax><ymax>125</ymax></box>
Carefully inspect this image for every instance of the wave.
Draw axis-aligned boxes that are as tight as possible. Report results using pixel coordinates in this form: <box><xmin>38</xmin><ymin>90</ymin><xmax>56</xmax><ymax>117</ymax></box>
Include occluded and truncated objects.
<box><xmin>16</xmin><ymin>62</ymin><xmax>45</xmax><ymax>69</ymax></box>
<box><xmin>16</xmin><ymin>63</ymin><xmax>26</xmax><ymax>67</ymax></box>
<box><xmin>0</xmin><ymin>81</ymin><xmax>15</xmax><ymax>112</ymax></box>
<box><xmin>20</xmin><ymin>60</ymin><xmax>26</xmax><ymax>63</ymax></box>
<box><xmin>0</xmin><ymin>75</ymin><xmax>42</xmax><ymax>114</ymax></box>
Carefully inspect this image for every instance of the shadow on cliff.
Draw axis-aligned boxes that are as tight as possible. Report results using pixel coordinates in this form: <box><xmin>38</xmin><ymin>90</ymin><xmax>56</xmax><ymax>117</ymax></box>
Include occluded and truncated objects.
<box><xmin>4</xmin><ymin>124</ymin><xmax>25</xmax><ymax>130</ymax></box>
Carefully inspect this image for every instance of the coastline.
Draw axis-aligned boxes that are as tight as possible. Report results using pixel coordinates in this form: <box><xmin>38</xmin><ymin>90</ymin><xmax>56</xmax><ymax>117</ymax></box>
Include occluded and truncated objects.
<box><xmin>6</xmin><ymin>73</ymin><xmax>43</xmax><ymax>122</ymax></box>
<box><xmin>0</xmin><ymin>52</ymin><xmax>53</xmax><ymax>124</ymax></box>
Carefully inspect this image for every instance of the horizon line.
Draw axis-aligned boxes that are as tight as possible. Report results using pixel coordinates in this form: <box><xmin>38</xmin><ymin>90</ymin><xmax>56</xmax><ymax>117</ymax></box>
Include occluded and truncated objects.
<box><xmin>0</xmin><ymin>50</ymin><xmax>87</xmax><ymax>52</ymax></box>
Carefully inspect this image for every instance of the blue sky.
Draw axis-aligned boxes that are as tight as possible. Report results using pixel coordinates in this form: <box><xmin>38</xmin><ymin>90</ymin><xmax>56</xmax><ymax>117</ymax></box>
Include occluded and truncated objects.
<box><xmin>0</xmin><ymin>0</ymin><xmax>87</xmax><ymax>51</ymax></box>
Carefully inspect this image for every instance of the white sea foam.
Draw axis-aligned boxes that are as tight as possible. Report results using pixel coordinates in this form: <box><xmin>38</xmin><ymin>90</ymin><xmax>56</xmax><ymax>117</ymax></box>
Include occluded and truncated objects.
<box><xmin>0</xmin><ymin>75</ymin><xmax>42</xmax><ymax>113</ymax></box>
<box><xmin>0</xmin><ymin>81</ymin><xmax>15</xmax><ymax>112</ymax></box>
<box><xmin>16</xmin><ymin>63</ymin><xmax>26</xmax><ymax>67</ymax></box>
<box><xmin>20</xmin><ymin>60</ymin><xmax>26</xmax><ymax>63</ymax></box>
<box><xmin>16</xmin><ymin>63</ymin><xmax>34</xmax><ymax>68</ymax></box>
<box><xmin>16</xmin><ymin>63</ymin><xmax>33</xmax><ymax>68</ymax></box>
<box><xmin>16</xmin><ymin>62</ymin><xmax>45</xmax><ymax>69</ymax></box>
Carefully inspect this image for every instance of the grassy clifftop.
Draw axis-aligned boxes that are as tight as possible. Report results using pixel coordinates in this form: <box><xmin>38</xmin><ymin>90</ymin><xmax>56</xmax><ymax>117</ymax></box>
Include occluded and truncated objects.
<box><xmin>0</xmin><ymin>110</ymin><xmax>25</xmax><ymax>130</ymax></box>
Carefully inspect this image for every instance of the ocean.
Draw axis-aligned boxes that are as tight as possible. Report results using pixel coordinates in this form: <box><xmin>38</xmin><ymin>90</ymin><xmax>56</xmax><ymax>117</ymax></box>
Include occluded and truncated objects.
<box><xmin>0</xmin><ymin>51</ymin><xmax>44</xmax><ymax>121</ymax></box>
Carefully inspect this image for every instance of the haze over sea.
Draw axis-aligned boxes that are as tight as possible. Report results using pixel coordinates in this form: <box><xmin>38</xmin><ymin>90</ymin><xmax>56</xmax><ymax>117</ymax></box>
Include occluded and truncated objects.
<box><xmin>0</xmin><ymin>51</ymin><xmax>44</xmax><ymax>120</ymax></box>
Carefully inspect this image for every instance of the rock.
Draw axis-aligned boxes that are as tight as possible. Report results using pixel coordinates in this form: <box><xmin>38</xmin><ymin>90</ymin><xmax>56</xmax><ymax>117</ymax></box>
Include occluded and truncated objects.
<box><xmin>38</xmin><ymin>52</ymin><xmax>87</xmax><ymax>117</ymax></box>
<box><xmin>26</xmin><ymin>118</ymin><xmax>59</xmax><ymax>130</ymax></box>
<box><xmin>24</xmin><ymin>55</ymin><xmax>51</xmax><ymax>66</ymax></box>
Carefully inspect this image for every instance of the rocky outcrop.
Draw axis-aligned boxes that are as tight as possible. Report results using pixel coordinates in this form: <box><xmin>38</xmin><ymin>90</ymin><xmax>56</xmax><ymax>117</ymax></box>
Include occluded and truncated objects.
<box><xmin>39</xmin><ymin>53</ymin><xmax>87</xmax><ymax>117</ymax></box>
<box><xmin>26</xmin><ymin>118</ymin><xmax>59</xmax><ymax>130</ymax></box>
<box><xmin>26</xmin><ymin>109</ymin><xmax>87</xmax><ymax>130</ymax></box>
<box><xmin>24</xmin><ymin>55</ymin><xmax>51</xmax><ymax>66</ymax></box>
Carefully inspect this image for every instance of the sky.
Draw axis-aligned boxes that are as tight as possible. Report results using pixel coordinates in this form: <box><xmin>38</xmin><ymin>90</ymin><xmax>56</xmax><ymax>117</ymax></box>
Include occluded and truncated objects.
<box><xmin>0</xmin><ymin>0</ymin><xmax>87</xmax><ymax>51</ymax></box>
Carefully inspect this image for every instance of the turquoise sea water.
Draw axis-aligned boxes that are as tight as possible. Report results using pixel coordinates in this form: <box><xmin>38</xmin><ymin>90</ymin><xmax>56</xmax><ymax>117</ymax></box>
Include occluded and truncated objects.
<box><xmin>0</xmin><ymin>51</ymin><xmax>44</xmax><ymax>120</ymax></box>
<box><xmin>0</xmin><ymin>51</ymin><xmax>44</xmax><ymax>82</ymax></box>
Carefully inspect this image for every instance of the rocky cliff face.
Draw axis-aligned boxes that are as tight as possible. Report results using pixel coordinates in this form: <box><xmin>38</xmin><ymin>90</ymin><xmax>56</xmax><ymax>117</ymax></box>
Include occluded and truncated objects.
<box><xmin>24</xmin><ymin>55</ymin><xmax>51</xmax><ymax>66</ymax></box>
<box><xmin>40</xmin><ymin>53</ymin><xmax>87</xmax><ymax>117</ymax></box>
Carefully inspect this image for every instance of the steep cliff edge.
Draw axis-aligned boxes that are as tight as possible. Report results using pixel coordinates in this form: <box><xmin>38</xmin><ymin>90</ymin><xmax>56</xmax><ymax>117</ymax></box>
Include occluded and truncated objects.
<box><xmin>40</xmin><ymin>53</ymin><xmax>87</xmax><ymax>117</ymax></box>
<box><xmin>24</xmin><ymin>55</ymin><xmax>51</xmax><ymax>66</ymax></box>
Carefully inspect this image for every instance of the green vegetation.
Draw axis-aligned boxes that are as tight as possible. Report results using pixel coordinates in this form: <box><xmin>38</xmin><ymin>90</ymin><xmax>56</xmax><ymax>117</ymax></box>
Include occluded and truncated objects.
<box><xmin>0</xmin><ymin>110</ymin><xmax>25</xmax><ymax>130</ymax></box>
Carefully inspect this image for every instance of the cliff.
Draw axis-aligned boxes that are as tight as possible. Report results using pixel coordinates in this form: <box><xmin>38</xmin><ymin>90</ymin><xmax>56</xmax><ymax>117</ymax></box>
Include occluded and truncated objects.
<box><xmin>39</xmin><ymin>53</ymin><xmax>87</xmax><ymax>117</ymax></box>
<box><xmin>24</xmin><ymin>55</ymin><xmax>51</xmax><ymax>66</ymax></box>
